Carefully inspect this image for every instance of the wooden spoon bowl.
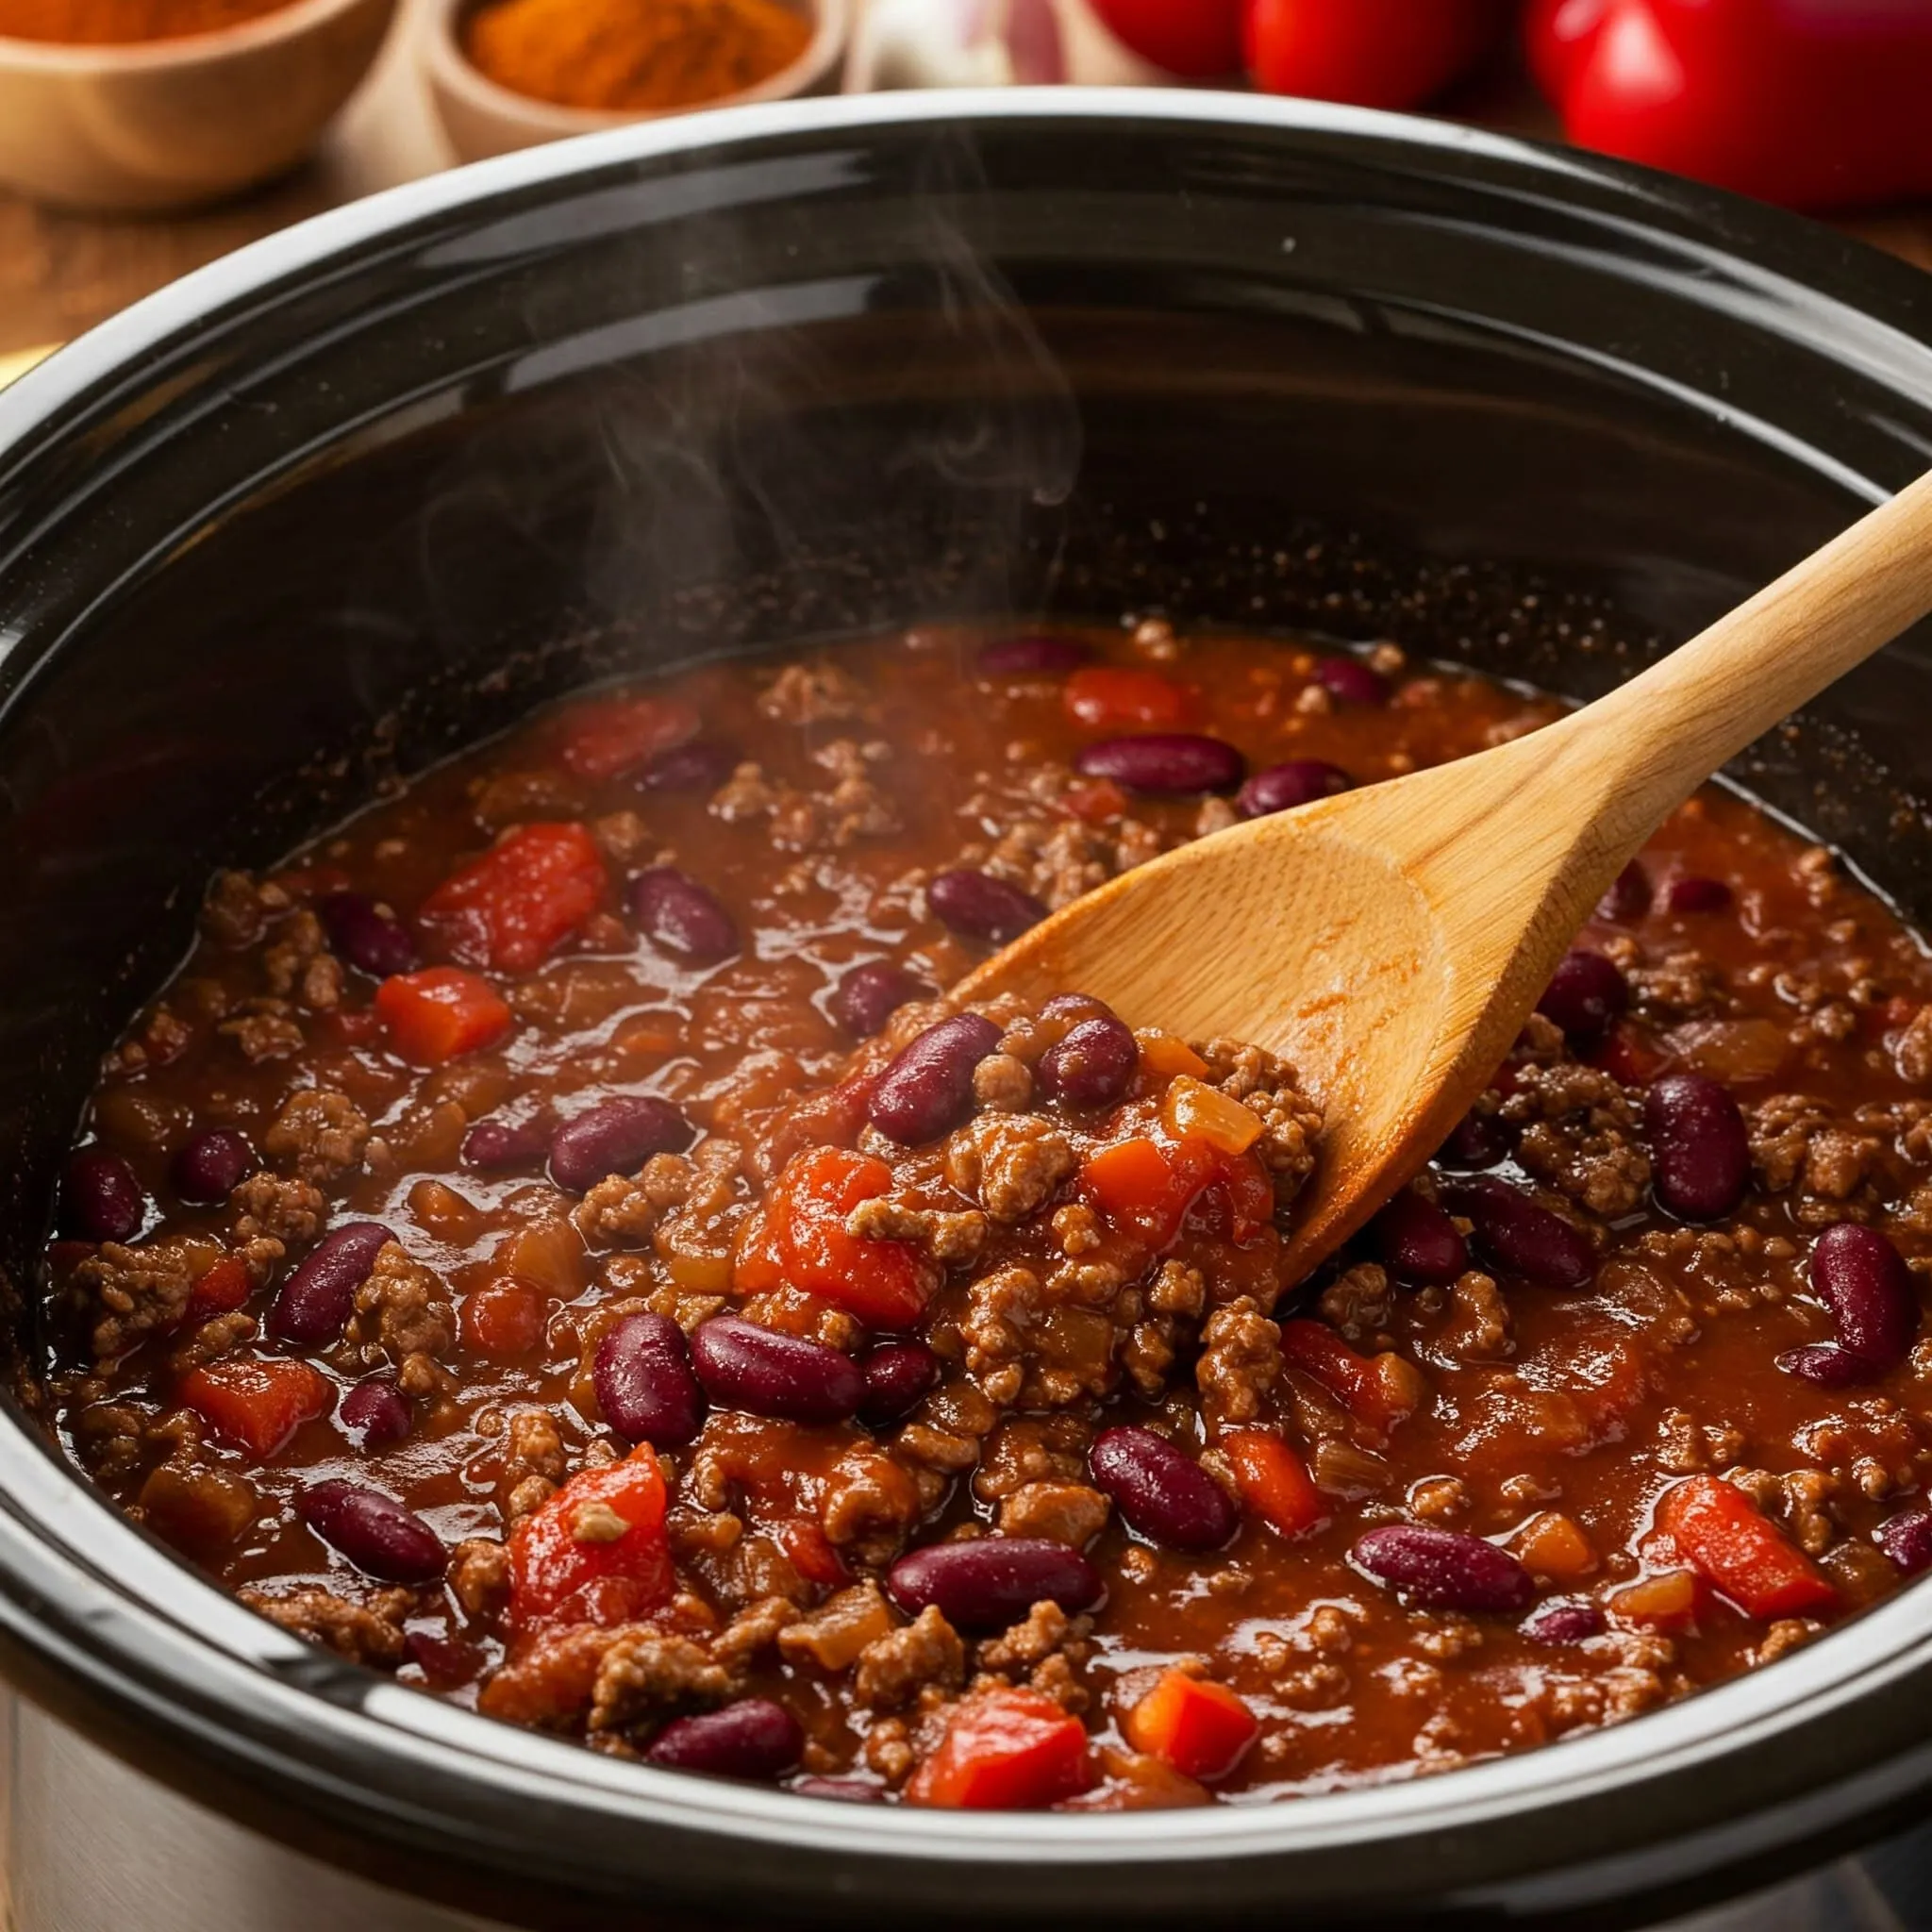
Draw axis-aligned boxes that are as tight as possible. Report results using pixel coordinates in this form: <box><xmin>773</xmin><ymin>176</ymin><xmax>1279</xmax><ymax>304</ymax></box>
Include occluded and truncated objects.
<box><xmin>964</xmin><ymin>469</ymin><xmax>1932</xmax><ymax>1278</ymax></box>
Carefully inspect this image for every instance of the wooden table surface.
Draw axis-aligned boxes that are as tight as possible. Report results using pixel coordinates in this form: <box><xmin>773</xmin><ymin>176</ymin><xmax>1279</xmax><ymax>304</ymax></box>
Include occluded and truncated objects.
<box><xmin>1</xmin><ymin>10</ymin><xmax>1928</xmax><ymax>360</ymax></box>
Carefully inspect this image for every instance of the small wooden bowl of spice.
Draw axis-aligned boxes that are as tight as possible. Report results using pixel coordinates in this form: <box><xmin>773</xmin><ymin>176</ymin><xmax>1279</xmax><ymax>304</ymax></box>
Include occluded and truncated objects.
<box><xmin>0</xmin><ymin>0</ymin><xmax>395</xmax><ymax>210</ymax></box>
<box><xmin>424</xmin><ymin>0</ymin><xmax>848</xmax><ymax>164</ymax></box>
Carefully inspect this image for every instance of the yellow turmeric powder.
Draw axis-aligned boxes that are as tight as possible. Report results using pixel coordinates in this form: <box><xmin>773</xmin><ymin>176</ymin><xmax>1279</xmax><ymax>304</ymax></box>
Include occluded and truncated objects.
<box><xmin>464</xmin><ymin>0</ymin><xmax>813</xmax><ymax>113</ymax></box>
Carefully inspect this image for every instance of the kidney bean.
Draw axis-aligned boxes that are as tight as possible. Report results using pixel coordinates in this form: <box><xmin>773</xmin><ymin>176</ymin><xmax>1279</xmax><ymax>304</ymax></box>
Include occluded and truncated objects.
<box><xmin>1036</xmin><ymin>1012</ymin><xmax>1139</xmax><ymax>1109</ymax></box>
<box><xmin>170</xmin><ymin>1129</ymin><xmax>252</xmax><ymax>1205</ymax></box>
<box><xmin>460</xmin><ymin>1115</ymin><xmax>552</xmax><ymax>1171</ymax></box>
<box><xmin>636</xmin><ymin>739</ymin><xmax>738</xmax><ymax>792</ymax></box>
<box><xmin>927</xmin><ymin>869</ymin><xmax>1048</xmax><ymax>945</ymax></box>
<box><xmin>867</xmin><ymin>1013</ymin><xmax>1003</xmax><ymax>1144</ymax></box>
<box><xmin>858</xmin><ymin>1341</ymin><xmax>942</xmax><ymax>1426</ymax></box>
<box><xmin>319</xmin><ymin>891</ymin><xmax>418</xmax><ymax>977</ymax></box>
<box><xmin>1536</xmin><ymin>949</ymin><xmax>1628</xmax><ymax>1044</ymax></box>
<box><xmin>1876</xmin><ymin>1509</ymin><xmax>1932</xmax><ymax>1577</ymax></box>
<box><xmin>60</xmin><ymin>1151</ymin><xmax>146</xmax><ymax>1242</ymax></box>
<box><xmin>1074</xmin><ymin>734</ymin><xmax>1246</xmax><ymax>796</ymax></box>
<box><xmin>1237</xmin><ymin>759</ymin><xmax>1353</xmax><ymax>820</ymax></box>
<box><xmin>594</xmin><ymin>1313</ymin><xmax>706</xmax><ymax>1447</ymax></box>
<box><xmin>549</xmin><ymin>1095</ymin><xmax>691</xmax><ymax>1193</ymax></box>
<box><xmin>1666</xmin><ymin>875</ymin><xmax>1732</xmax><ymax>914</ymax></box>
<box><xmin>979</xmin><ymin>634</ymin><xmax>1091</xmax><ymax>675</ymax></box>
<box><xmin>831</xmin><ymin>961</ymin><xmax>932</xmax><ymax>1039</ymax></box>
<box><xmin>298</xmin><ymin>1478</ymin><xmax>444</xmax><ymax>1585</ymax></box>
<box><xmin>1810</xmin><ymin>1222</ymin><xmax>1919</xmax><ymax>1370</ymax></box>
<box><xmin>1774</xmin><ymin>1341</ymin><xmax>1872</xmax><ymax>1390</ymax></box>
<box><xmin>646</xmin><ymin>1699</ymin><xmax>802</xmax><ymax>1779</ymax></box>
<box><xmin>1522</xmin><ymin>1599</ymin><xmax>1606</xmax><ymax>1644</ymax></box>
<box><xmin>1596</xmin><ymin>860</ymin><xmax>1653</xmax><ymax>923</ymax></box>
<box><xmin>338</xmin><ymin>1379</ymin><xmax>411</xmax><ymax>1449</ymax></box>
<box><xmin>629</xmin><ymin>866</ymin><xmax>739</xmax><ymax>963</ymax></box>
<box><xmin>269</xmin><ymin>1222</ymin><xmax>396</xmax><ymax>1345</ymax></box>
<box><xmin>887</xmin><ymin>1537</ymin><xmax>1103</xmax><ymax>1631</ymax></box>
<box><xmin>689</xmin><ymin>1317</ymin><xmax>863</xmax><ymax>1426</ymax></box>
<box><xmin>1089</xmin><ymin>1425</ymin><xmax>1236</xmax><ymax>1552</ymax></box>
<box><xmin>1372</xmin><ymin>1191</ymin><xmax>1468</xmax><ymax>1287</ymax></box>
<box><xmin>1353</xmin><ymin>1524</ymin><xmax>1534</xmax><ymax>1614</ymax></box>
<box><xmin>1448</xmin><ymin>1177</ymin><xmax>1595</xmax><ymax>1292</ymax></box>
<box><xmin>1436</xmin><ymin>1109</ymin><xmax>1509</xmax><ymax>1171</ymax></box>
<box><xmin>1316</xmin><ymin>656</ymin><xmax>1388</xmax><ymax>705</ymax></box>
<box><xmin>1645</xmin><ymin>1073</ymin><xmax>1749</xmax><ymax>1221</ymax></box>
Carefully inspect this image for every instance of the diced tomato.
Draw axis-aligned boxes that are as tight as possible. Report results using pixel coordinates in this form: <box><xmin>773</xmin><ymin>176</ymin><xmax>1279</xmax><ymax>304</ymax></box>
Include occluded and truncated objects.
<box><xmin>1063</xmin><ymin>665</ymin><xmax>1189</xmax><ymax>730</ymax></box>
<box><xmin>1279</xmin><ymin>1319</ymin><xmax>1424</xmax><ymax>1433</ymax></box>
<box><xmin>1123</xmin><ymin>1669</ymin><xmax>1258</xmax><ymax>1783</ymax></box>
<box><xmin>184</xmin><ymin>1253</ymin><xmax>254</xmax><ymax>1324</ymax></box>
<box><xmin>734</xmin><ymin>1147</ymin><xmax>936</xmax><ymax>1330</ymax></box>
<box><xmin>179</xmin><ymin>1357</ymin><xmax>331</xmax><ymax>1460</ymax></box>
<box><xmin>551</xmin><ymin>692</ymin><xmax>700</xmax><ymax>779</ymax></box>
<box><xmin>506</xmin><ymin>1446</ymin><xmax>672</xmax><ymax>1633</ymax></box>
<box><xmin>461</xmin><ymin>1275</ymin><xmax>548</xmax><ymax>1358</ymax></box>
<box><xmin>1059</xmin><ymin>777</ymin><xmax>1129</xmax><ymax>825</ymax></box>
<box><xmin>1081</xmin><ymin>1135</ymin><xmax>1216</xmax><ymax>1249</ymax></box>
<box><xmin>419</xmin><ymin>823</ymin><xmax>607</xmax><ymax>974</ymax></box>
<box><xmin>375</xmin><ymin>967</ymin><xmax>512</xmax><ymax>1066</ymax></box>
<box><xmin>1223</xmin><ymin>1429</ymin><xmax>1328</xmax><ymax>1540</ymax></box>
<box><xmin>1655</xmin><ymin>1475</ymin><xmax>1839</xmax><ymax>1621</ymax></box>
<box><xmin>778</xmin><ymin>1517</ymin><xmax>850</xmax><ymax>1589</ymax></box>
<box><xmin>319</xmin><ymin>1007</ymin><xmax>384</xmax><ymax>1049</ymax></box>
<box><xmin>906</xmin><ymin>1685</ymin><xmax>1092</xmax><ymax>1809</ymax></box>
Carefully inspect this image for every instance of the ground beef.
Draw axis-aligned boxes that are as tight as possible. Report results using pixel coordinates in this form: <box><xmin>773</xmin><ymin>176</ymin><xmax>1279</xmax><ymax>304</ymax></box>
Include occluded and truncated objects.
<box><xmin>200</xmin><ymin>870</ymin><xmax>290</xmax><ymax>950</ymax></box>
<box><xmin>958</xmin><ymin>1263</ymin><xmax>1048</xmax><ymax>1405</ymax></box>
<box><xmin>449</xmin><ymin>1538</ymin><xmax>511</xmax><ymax>1618</ymax></box>
<box><xmin>976</xmin><ymin>1600</ymin><xmax>1091</xmax><ymax>1679</ymax></box>
<box><xmin>259</xmin><ymin>909</ymin><xmax>343</xmax><ymax>1012</ymax></box>
<box><xmin>854</xmin><ymin>1605</ymin><xmax>964</xmax><ymax>1711</ymax></box>
<box><xmin>942</xmin><ymin>1113</ymin><xmax>1075</xmax><ymax>1226</ymax></box>
<box><xmin>590</xmin><ymin>1629</ymin><xmax>737</xmax><ymax>1734</ymax></box>
<box><xmin>820</xmin><ymin>1446</ymin><xmax>923</xmax><ymax>1564</ymax></box>
<box><xmin>1318</xmin><ymin>1262</ymin><xmax>1392</xmax><ymax>1345</ymax></box>
<box><xmin>1196</xmin><ymin>1039</ymin><xmax>1322</xmax><ymax>1203</ymax></box>
<box><xmin>497</xmin><ymin>1409</ymin><xmax>568</xmax><ymax>1524</ymax></box>
<box><xmin>1500</xmin><ymin>1061</ymin><xmax>1652</xmax><ymax>1218</ymax></box>
<box><xmin>574</xmin><ymin>1152</ymin><xmax>693</xmax><ymax>1249</ymax></box>
<box><xmin>759</xmin><ymin>661</ymin><xmax>868</xmax><ymax>724</ymax></box>
<box><xmin>262</xmin><ymin>1088</ymin><xmax>371</xmax><ymax>1185</ymax></box>
<box><xmin>76</xmin><ymin>1238</ymin><xmax>204</xmax><ymax>1362</ymax></box>
<box><xmin>238</xmin><ymin>1584</ymin><xmax>413</xmax><ymax>1669</ymax></box>
<box><xmin>1748</xmin><ymin>1096</ymin><xmax>1884</xmax><ymax>1223</ymax></box>
<box><xmin>1196</xmin><ymin>1297</ymin><xmax>1282</xmax><ymax>1423</ymax></box>
<box><xmin>1631</xmin><ymin>950</ymin><xmax>1728</xmax><ymax>1018</ymax></box>
<box><xmin>996</xmin><ymin>1479</ymin><xmax>1110</xmax><ymax>1546</ymax></box>
<box><xmin>230</xmin><ymin>1172</ymin><xmax>326</xmax><ymax>1251</ymax></box>
<box><xmin>843</xmin><ymin>1196</ymin><xmax>988</xmax><ymax>1266</ymax></box>
<box><xmin>165</xmin><ymin>1312</ymin><xmax>258</xmax><ymax>1375</ymax></box>
<box><xmin>217</xmin><ymin>1007</ymin><xmax>306</xmax><ymax>1062</ymax></box>
<box><xmin>341</xmin><ymin>1242</ymin><xmax>455</xmax><ymax>1371</ymax></box>
<box><xmin>1893</xmin><ymin>1007</ymin><xmax>1932</xmax><ymax>1085</ymax></box>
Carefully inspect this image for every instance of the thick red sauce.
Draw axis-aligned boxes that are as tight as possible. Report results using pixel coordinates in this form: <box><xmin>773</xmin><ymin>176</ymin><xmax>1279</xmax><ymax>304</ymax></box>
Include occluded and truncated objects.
<box><xmin>45</xmin><ymin>623</ymin><xmax>1932</xmax><ymax>1808</ymax></box>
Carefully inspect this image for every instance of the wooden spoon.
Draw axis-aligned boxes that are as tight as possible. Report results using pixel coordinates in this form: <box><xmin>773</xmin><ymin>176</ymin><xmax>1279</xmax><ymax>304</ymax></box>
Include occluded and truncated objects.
<box><xmin>961</xmin><ymin>469</ymin><xmax>1932</xmax><ymax>1279</ymax></box>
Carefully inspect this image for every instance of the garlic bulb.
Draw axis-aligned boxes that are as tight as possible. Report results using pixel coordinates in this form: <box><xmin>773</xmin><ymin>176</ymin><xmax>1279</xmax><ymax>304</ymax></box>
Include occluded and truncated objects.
<box><xmin>846</xmin><ymin>0</ymin><xmax>1163</xmax><ymax>92</ymax></box>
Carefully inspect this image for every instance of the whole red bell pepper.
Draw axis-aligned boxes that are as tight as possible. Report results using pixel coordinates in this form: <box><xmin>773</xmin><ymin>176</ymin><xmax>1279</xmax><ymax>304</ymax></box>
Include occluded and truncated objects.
<box><xmin>1528</xmin><ymin>0</ymin><xmax>1932</xmax><ymax>212</ymax></box>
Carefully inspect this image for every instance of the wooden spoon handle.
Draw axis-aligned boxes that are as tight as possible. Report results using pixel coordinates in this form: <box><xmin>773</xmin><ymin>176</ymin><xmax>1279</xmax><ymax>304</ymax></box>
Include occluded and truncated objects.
<box><xmin>1540</xmin><ymin>465</ymin><xmax>1932</xmax><ymax>849</ymax></box>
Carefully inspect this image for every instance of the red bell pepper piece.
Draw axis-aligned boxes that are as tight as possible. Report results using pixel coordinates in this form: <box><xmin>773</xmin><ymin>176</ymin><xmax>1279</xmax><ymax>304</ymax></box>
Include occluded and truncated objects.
<box><xmin>506</xmin><ymin>1446</ymin><xmax>672</xmax><ymax>1632</ymax></box>
<box><xmin>180</xmin><ymin>1357</ymin><xmax>331</xmax><ymax>1460</ymax></box>
<box><xmin>1123</xmin><ymin>1669</ymin><xmax>1259</xmax><ymax>1783</ymax></box>
<box><xmin>461</xmin><ymin>1276</ymin><xmax>549</xmax><ymax>1359</ymax></box>
<box><xmin>550</xmin><ymin>692</ymin><xmax>700</xmax><ymax>780</ymax></box>
<box><xmin>1089</xmin><ymin>0</ymin><xmax>1242</xmax><ymax>75</ymax></box>
<box><xmin>1527</xmin><ymin>0</ymin><xmax>1932</xmax><ymax>213</ymax></box>
<box><xmin>375</xmin><ymin>967</ymin><xmax>513</xmax><ymax>1066</ymax></box>
<box><xmin>1245</xmin><ymin>0</ymin><xmax>1508</xmax><ymax>108</ymax></box>
<box><xmin>1223</xmin><ymin>1429</ymin><xmax>1329</xmax><ymax>1541</ymax></box>
<box><xmin>1062</xmin><ymin>665</ymin><xmax>1189</xmax><ymax>730</ymax></box>
<box><xmin>734</xmin><ymin>1147</ymin><xmax>937</xmax><ymax>1330</ymax></box>
<box><xmin>1654</xmin><ymin>1474</ymin><xmax>1839</xmax><ymax>1620</ymax></box>
<box><xmin>419</xmin><ymin>823</ymin><xmax>607</xmax><ymax>974</ymax></box>
<box><xmin>907</xmin><ymin>1686</ymin><xmax>1092</xmax><ymax>1809</ymax></box>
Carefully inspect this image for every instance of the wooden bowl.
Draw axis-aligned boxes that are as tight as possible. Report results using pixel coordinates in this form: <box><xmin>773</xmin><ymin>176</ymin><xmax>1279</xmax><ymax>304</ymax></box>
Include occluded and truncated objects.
<box><xmin>422</xmin><ymin>0</ymin><xmax>848</xmax><ymax>165</ymax></box>
<box><xmin>0</xmin><ymin>0</ymin><xmax>396</xmax><ymax>212</ymax></box>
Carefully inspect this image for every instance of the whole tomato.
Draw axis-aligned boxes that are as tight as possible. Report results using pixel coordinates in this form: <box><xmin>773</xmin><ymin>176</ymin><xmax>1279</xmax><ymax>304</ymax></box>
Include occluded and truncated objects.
<box><xmin>1243</xmin><ymin>0</ymin><xmax>1509</xmax><ymax>108</ymax></box>
<box><xmin>1088</xmin><ymin>0</ymin><xmax>1243</xmax><ymax>75</ymax></box>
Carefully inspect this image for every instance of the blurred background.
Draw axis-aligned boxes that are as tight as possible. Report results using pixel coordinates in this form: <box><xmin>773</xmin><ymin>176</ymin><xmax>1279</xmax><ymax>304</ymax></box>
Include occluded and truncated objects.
<box><xmin>1</xmin><ymin>0</ymin><xmax>1928</xmax><ymax>366</ymax></box>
